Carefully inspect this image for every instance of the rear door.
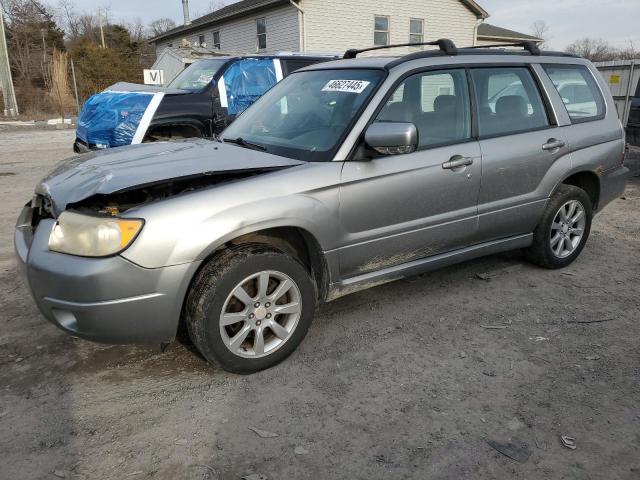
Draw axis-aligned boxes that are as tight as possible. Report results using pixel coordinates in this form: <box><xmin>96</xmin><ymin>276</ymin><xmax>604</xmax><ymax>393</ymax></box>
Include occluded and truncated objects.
<box><xmin>338</xmin><ymin>68</ymin><xmax>481</xmax><ymax>278</ymax></box>
<box><xmin>471</xmin><ymin>66</ymin><xmax>568</xmax><ymax>242</ymax></box>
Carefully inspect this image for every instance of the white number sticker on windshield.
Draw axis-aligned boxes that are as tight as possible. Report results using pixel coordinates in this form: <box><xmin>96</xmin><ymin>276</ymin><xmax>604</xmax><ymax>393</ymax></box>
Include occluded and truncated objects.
<box><xmin>322</xmin><ymin>80</ymin><xmax>371</xmax><ymax>94</ymax></box>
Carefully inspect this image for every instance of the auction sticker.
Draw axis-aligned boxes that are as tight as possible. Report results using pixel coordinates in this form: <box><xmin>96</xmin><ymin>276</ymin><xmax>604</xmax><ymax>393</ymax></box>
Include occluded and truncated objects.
<box><xmin>322</xmin><ymin>80</ymin><xmax>371</xmax><ymax>93</ymax></box>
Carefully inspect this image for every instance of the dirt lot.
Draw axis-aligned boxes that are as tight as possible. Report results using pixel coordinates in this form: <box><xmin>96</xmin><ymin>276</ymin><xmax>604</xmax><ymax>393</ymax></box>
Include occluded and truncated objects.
<box><xmin>1</xmin><ymin>129</ymin><xmax>639</xmax><ymax>480</ymax></box>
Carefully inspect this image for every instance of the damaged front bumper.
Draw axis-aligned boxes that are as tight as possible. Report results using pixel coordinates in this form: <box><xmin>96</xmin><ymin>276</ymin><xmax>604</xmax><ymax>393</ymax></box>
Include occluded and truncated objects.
<box><xmin>14</xmin><ymin>206</ymin><xmax>200</xmax><ymax>344</ymax></box>
<box><xmin>73</xmin><ymin>138</ymin><xmax>94</xmax><ymax>154</ymax></box>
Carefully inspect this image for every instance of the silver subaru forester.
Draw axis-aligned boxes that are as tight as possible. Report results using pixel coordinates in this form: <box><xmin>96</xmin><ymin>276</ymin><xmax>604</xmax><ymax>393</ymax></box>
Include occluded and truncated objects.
<box><xmin>15</xmin><ymin>40</ymin><xmax>628</xmax><ymax>373</ymax></box>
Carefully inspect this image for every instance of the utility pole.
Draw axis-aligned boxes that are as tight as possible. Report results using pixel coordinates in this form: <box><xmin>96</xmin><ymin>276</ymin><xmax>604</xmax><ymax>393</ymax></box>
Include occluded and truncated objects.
<box><xmin>70</xmin><ymin>58</ymin><xmax>80</xmax><ymax>114</ymax></box>
<box><xmin>0</xmin><ymin>6</ymin><xmax>18</xmax><ymax>116</ymax></box>
<box><xmin>98</xmin><ymin>9</ymin><xmax>106</xmax><ymax>48</ymax></box>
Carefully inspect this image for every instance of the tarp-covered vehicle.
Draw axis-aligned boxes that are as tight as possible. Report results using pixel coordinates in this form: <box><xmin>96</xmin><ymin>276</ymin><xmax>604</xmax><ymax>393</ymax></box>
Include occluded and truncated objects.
<box><xmin>73</xmin><ymin>55</ymin><xmax>334</xmax><ymax>153</ymax></box>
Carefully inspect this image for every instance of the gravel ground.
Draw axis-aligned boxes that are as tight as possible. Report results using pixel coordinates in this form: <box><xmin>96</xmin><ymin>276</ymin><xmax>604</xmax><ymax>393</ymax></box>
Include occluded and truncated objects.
<box><xmin>1</xmin><ymin>129</ymin><xmax>639</xmax><ymax>480</ymax></box>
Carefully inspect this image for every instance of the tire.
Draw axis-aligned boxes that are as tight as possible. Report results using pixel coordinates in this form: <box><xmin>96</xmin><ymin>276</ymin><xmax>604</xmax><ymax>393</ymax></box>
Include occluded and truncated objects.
<box><xmin>184</xmin><ymin>244</ymin><xmax>316</xmax><ymax>374</ymax></box>
<box><xmin>525</xmin><ymin>184</ymin><xmax>593</xmax><ymax>269</ymax></box>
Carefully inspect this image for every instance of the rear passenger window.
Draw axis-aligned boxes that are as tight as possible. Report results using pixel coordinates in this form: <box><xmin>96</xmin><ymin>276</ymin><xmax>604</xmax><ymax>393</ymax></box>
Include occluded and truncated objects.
<box><xmin>543</xmin><ymin>65</ymin><xmax>605</xmax><ymax>123</ymax></box>
<box><xmin>470</xmin><ymin>67</ymin><xmax>550</xmax><ymax>137</ymax></box>
<box><xmin>376</xmin><ymin>69</ymin><xmax>471</xmax><ymax>148</ymax></box>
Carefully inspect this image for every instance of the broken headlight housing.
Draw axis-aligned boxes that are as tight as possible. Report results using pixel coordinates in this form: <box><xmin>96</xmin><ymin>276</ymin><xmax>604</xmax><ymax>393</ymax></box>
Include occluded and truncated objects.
<box><xmin>48</xmin><ymin>211</ymin><xmax>144</xmax><ymax>257</ymax></box>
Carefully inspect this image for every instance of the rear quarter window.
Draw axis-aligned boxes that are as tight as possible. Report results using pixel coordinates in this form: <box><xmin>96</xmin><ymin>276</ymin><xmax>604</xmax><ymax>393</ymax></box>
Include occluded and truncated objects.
<box><xmin>543</xmin><ymin>65</ymin><xmax>606</xmax><ymax>123</ymax></box>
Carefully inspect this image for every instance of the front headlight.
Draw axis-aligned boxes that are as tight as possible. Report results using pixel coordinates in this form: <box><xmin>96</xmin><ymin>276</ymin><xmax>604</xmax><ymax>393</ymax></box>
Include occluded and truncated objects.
<box><xmin>48</xmin><ymin>211</ymin><xmax>144</xmax><ymax>257</ymax></box>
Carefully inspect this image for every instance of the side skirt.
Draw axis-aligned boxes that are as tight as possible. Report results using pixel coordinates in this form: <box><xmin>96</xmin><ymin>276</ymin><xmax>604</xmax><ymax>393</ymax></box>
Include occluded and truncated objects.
<box><xmin>326</xmin><ymin>233</ymin><xmax>533</xmax><ymax>301</ymax></box>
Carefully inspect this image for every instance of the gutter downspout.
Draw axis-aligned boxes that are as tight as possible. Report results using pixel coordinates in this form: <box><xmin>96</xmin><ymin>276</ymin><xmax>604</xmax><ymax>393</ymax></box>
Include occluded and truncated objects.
<box><xmin>289</xmin><ymin>0</ymin><xmax>305</xmax><ymax>52</ymax></box>
<box><xmin>473</xmin><ymin>19</ymin><xmax>482</xmax><ymax>46</ymax></box>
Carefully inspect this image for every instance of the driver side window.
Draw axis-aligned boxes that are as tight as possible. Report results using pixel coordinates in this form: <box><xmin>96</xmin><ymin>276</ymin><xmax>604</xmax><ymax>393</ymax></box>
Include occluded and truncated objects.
<box><xmin>376</xmin><ymin>69</ymin><xmax>472</xmax><ymax>148</ymax></box>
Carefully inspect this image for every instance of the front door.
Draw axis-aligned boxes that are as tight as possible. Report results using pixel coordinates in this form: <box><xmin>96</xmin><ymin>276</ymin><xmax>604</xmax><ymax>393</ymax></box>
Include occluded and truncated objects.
<box><xmin>338</xmin><ymin>68</ymin><xmax>481</xmax><ymax>278</ymax></box>
<box><xmin>469</xmin><ymin>66</ymin><xmax>568</xmax><ymax>241</ymax></box>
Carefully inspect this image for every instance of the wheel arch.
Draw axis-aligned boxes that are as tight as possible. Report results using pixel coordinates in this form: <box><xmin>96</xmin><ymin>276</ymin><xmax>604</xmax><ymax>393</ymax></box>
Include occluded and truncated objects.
<box><xmin>144</xmin><ymin>120</ymin><xmax>207</xmax><ymax>142</ymax></box>
<box><xmin>221</xmin><ymin>226</ymin><xmax>330</xmax><ymax>303</ymax></box>
<box><xmin>558</xmin><ymin>170</ymin><xmax>601</xmax><ymax>211</ymax></box>
<box><xmin>174</xmin><ymin>225</ymin><xmax>330</xmax><ymax>342</ymax></box>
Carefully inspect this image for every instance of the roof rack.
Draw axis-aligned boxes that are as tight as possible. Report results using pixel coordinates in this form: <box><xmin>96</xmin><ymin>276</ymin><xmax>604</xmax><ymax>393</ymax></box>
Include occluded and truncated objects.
<box><xmin>463</xmin><ymin>41</ymin><xmax>541</xmax><ymax>56</ymax></box>
<box><xmin>343</xmin><ymin>39</ymin><xmax>458</xmax><ymax>59</ymax></box>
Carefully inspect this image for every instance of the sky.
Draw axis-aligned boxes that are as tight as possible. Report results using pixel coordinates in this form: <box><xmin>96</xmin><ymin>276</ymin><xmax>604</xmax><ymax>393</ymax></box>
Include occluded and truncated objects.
<box><xmin>55</xmin><ymin>0</ymin><xmax>639</xmax><ymax>50</ymax></box>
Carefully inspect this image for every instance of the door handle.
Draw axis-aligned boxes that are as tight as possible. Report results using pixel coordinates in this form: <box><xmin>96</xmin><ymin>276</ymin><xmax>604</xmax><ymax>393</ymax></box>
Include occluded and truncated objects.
<box><xmin>542</xmin><ymin>139</ymin><xmax>566</xmax><ymax>151</ymax></box>
<box><xmin>442</xmin><ymin>155</ymin><xmax>474</xmax><ymax>170</ymax></box>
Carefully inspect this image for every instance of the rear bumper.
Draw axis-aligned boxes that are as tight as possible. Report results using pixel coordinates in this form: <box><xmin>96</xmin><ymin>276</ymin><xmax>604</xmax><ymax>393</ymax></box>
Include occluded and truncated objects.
<box><xmin>598</xmin><ymin>165</ymin><xmax>629</xmax><ymax>211</ymax></box>
<box><xmin>15</xmin><ymin>214</ymin><xmax>200</xmax><ymax>344</ymax></box>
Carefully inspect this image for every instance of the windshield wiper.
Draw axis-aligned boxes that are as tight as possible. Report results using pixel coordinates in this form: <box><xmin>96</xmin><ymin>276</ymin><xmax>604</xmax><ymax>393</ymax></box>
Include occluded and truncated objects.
<box><xmin>222</xmin><ymin>137</ymin><xmax>267</xmax><ymax>152</ymax></box>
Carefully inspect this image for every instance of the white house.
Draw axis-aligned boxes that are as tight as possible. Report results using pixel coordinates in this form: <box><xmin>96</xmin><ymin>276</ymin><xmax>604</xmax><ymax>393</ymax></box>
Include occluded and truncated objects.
<box><xmin>149</xmin><ymin>0</ymin><xmax>540</xmax><ymax>57</ymax></box>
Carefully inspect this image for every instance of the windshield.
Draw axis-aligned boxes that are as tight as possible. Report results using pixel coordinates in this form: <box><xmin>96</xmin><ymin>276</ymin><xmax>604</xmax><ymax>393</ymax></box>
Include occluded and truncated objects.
<box><xmin>168</xmin><ymin>59</ymin><xmax>228</xmax><ymax>91</ymax></box>
<box><xmin>221</xmin><ymin>69</ymin><xmax>385</xmax><ymax>162</ymax></box>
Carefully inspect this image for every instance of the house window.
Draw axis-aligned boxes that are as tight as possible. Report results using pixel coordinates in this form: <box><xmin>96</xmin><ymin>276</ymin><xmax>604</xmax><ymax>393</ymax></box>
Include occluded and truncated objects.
<box><xmin>198</xmin><ymin>34</ymin><xmax>205</xmax><ymax>47</ymax></box>
<box><xmin>410</xmin><ymin>19</ymin><xmax>424</xmax><ymax>44</ymax></box>
<box><xmin>374</xmin><ymin>15</ymin><xmax>389</xmax><ymax>46</ymax></box>
<box><xmin>257</xmin><ymin>17</ymin><xmax>267</xmax><ymax>50</ymax></box>
<box><xmin>213</xmin><ymin>31</ymin><xmax>221</xmax><ymax>49</ymax></box>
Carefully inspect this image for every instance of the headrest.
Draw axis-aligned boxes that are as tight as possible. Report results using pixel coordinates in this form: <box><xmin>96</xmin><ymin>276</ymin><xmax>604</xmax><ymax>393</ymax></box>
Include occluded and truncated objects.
<box><xmin>379</xmin><ymin>102</ymin><xmax>412</xmax><ymax>122</ymax></box>
<box><xmin>434</xmin><ymin>95</ymin><xmax>457</xmax><ymax>112</ymax></box>
<box><xmin>495</xmin><ymin>95</ymin><xmax>528</xmax><ymax>117</ymax></box>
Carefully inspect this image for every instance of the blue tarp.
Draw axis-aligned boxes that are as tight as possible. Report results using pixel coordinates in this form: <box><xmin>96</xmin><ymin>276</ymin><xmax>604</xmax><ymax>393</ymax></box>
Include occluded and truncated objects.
<box><xmin>76</xmin><ymin>91</ymin><xmax>154</xmax><ymax>148</ymax></box>
<box><xmin>223</xmin><ymin>58</ymin><xmax>278</xmax><ymax>116</ymax></box>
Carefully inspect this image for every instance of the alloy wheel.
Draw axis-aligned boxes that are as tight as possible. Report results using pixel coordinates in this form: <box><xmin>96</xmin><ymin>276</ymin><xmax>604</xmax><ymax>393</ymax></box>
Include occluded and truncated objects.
<box><xmin>550</xmin><ymin>199</ymin><xmax>586</xmax><ymax>258</ymax></box>
<box><xmin>219</xmin><ymin>270</ymin><xmax>302</xmax><ymax>358</ymax></box>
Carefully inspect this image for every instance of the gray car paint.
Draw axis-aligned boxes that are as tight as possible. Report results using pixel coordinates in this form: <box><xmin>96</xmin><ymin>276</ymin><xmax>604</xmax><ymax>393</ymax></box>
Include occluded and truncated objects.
<box><xmin>15</xmin><ymin>52</ymin><xmax>628</xmax><ymax>344</ymax></box>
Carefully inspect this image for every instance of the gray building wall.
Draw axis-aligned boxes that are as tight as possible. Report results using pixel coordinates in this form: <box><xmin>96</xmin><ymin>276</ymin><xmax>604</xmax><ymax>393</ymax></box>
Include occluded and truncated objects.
<box><xmin>299</xmin><ymin>0</ymin><xmax>479</xmax><ymax>54</ymax></box>
<box><xmin>154</xmin><ymin>4</ymin><xmax>300</xmax><ymax>57</ymax></box>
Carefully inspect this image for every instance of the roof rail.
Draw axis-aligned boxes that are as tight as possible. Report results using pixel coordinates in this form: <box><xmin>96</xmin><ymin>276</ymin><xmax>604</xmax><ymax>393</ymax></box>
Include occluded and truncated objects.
<box><xmin>343</xmin><ymin>39</ymin><xmax>457</xmax><ymax>59</ymax></box>
<box><xmin>464</xmin><ymin>41</ymin><xmax>541</xmax><ymax>55</ymax></box>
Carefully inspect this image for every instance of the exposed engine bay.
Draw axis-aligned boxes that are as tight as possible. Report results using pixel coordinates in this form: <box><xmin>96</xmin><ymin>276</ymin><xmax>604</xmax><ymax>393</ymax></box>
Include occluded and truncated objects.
<box><xmin>66</xmin><ymin>168</ymin><xmax>278</xmax><ymax>216</ymax></box>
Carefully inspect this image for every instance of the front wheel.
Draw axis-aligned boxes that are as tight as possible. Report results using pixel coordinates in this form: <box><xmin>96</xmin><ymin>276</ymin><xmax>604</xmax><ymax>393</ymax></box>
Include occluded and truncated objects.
<box><xmin>525</xmin><ymin>184</ymin><xmax>593</xmax><ymax>269</ymax></box>
<box><xmin>184</xmin><ymin>245</ymin><xmax>316</xmax><ymax>373</ymax></box>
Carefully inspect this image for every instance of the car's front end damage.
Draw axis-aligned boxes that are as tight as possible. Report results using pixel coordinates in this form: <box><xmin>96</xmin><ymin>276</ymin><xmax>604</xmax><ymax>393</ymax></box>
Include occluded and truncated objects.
<box><xmin>73</xmin><ymin>82</ymin><xmax>189</xmax><ymax>153</ymax></box>
<box><xmin>15</xmin><ymin>140</ymin><xmax>306</xmax><ymax>343</ymax></box>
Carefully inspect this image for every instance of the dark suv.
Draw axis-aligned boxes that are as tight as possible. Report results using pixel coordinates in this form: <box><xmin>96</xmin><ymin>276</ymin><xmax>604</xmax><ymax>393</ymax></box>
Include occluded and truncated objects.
<box><xmin>73</xmin><ymin>54</ymin><xmax>335</xmax><ymax>152</ymax></box>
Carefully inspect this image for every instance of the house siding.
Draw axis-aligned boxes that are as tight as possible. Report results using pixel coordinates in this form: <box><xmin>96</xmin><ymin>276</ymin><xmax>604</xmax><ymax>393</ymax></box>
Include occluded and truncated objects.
<box><xmin>155</xmin><ymin>4</ymin><xmax>299</xmax><ymax>56</ymax></box>
<box><xmin>299</xmin><ymin>0</ymin><xmax>479</xmax><ymax>54</ymax></box>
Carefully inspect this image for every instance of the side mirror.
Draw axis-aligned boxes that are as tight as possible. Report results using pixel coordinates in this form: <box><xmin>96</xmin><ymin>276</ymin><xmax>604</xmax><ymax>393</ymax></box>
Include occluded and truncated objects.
<box><xmin>365</xmin><ymin>122</ymin><xmax>418</xmax><ymax>156</ymax></box>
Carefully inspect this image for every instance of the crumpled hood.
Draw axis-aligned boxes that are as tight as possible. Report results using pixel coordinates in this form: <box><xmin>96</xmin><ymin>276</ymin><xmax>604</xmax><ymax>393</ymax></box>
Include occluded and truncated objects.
<box><xmin>37</xmin><ymin>140</ymin><xmax>304</xmax><ymax>214</ymax></box>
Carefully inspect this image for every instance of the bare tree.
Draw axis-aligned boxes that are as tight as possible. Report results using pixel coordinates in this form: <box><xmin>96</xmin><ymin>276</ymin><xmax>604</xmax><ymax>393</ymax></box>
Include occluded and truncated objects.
<box><xmin>207</xmin><ymin>0</ymin><xmax>226</xmax><ymax>13</ymax></box>
<box><xmin>566</xmin><ymin>38</ymin><xmax>617</xmax><ymax>62</ymax></box>
<box><xmin>57</xmin><ymin>0</ymin><xmax>80</xmax><ymax>40</ymax></box>
<box><xmin>193</xmin><ymin>0</ymin><xmax>226</xmax><ymax>17</ymax></box>
<box><xmin>531</xmin><ymin>20</ymin><xmax>550</xmax><ymax>48</ymax></box>
<box><xmin>149</xmin><ymin>17</ymin><xmax>176</xmax><ymax>37</ymax></box>
<box><xmin>617</xmin><ymin>40</ymin><xmax>640</xmax><ymax>61</ymax></box>
<box><xmin>126</xmin><ymin>17</ymin><xmax>145</xmax><ymax>42</ymax></box>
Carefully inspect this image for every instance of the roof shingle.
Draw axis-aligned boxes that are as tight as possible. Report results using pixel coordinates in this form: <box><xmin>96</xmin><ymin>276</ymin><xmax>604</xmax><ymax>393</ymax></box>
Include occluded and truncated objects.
<box><xmin>477</xmin><ymin>23</ymin><xmax>542</xmax><ymax>42</ymax></box>
<box><xmin>149</xmin><ymin>0</ymin><xmax>289</xmax><ymax>42</ymax></box>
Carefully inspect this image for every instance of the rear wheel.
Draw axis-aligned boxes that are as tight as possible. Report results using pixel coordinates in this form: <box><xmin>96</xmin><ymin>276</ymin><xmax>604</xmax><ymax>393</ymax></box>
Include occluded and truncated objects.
<box><xmin>185</xmin><ymin>244</ymin><xmax>316</xmax><ymax>373</ymax></box>
<box><xmin>525</xmin><ymin>184</ymin><xmax>593</xmax><ymax>269</ymax></box>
